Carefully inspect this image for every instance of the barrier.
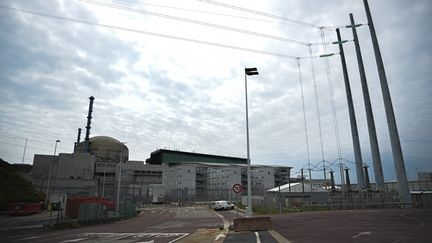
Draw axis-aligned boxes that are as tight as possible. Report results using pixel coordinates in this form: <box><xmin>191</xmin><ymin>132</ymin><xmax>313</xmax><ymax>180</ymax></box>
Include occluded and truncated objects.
<box><xmin>233</xmin><ymin>217</ymin><xmax>272</xmax><ymax>231</ymax></box>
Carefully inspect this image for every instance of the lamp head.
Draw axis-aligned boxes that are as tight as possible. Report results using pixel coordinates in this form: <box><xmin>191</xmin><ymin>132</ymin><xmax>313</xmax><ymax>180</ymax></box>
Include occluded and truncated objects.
<box><xmin>245</xmin><ymin>67</ymin><xmax>259</xmax><ymax>76</ymax></box>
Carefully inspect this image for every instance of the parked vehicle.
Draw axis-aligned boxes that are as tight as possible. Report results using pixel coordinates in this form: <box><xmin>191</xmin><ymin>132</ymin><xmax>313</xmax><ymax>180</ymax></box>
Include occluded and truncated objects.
<box><xmin>7</xmin><ymin>202</ymin><xmax>44</xmax><ymax>216</ymax></box>
<box><xmin>212</xmin><ymin>201</ymin><xmax>234</xmax><ymax>211</ymax></box>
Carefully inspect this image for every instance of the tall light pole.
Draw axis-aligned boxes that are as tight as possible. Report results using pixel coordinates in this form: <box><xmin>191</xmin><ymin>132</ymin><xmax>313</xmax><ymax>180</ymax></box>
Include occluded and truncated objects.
<box><xmin>45</xmin><ymin>139</ymin><xmax>60</xmax><ymax>207</ymax></box>
<box><xmin>101</xmin><ymin>162</ymin><xmax>107</xmax><ymax>198</ymax></box>
<box><xmin>245</xmin><ymin>67</ymin><xmax>259</xmax><ymax>217</ymax></box>
<box><xmin>116</xmin><ymin>142</ymin><xmax>126</xmax><ymax>217</ymax></box>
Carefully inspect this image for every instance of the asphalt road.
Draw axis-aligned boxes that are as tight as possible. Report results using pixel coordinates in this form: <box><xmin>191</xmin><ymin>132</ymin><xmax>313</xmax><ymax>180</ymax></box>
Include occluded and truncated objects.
<box><xmin>1</xmin><ymin>206</ymin><xmax>225</xmax><ymax>243</ymax></box>
<box><xmin>272</xmin><ymin>208</ymin><xmax>432</xmax><ymax>243</ymax></box>
<box><xmin>4</xmin><ymin>207</ymin><xmax>427</xmax><ymax>242</ymax></box>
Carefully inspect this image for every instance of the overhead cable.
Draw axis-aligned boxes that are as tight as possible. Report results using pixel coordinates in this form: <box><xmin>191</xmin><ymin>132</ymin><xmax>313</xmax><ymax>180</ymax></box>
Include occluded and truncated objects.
<box><xmin>110</xmin><ymin>0</ymin><xmax>297</xmax><ymax>25</ymax></box>
<box><xmin>296</xmin><ymin>58</ymin><xmax>313</xmax><ymax>191</ymax></box>
<box><xmin>78</xmin><ymin>0</ymin><xmax>329</xmax><ymax>46</ymax></box>
<box><xmin>0</xmin><ymin>5</ymin><xmax>336</xmax><ymax>60</ymax></box>
<box><xmin>196</xmin><ymin>0</ymin><xmax>348</xmax><ymax>30</ymax></box>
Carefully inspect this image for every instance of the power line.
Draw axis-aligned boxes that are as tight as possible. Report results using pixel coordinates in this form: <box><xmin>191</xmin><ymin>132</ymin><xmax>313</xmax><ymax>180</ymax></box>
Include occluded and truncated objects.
<box><xmin>78</xmin><ymin>0</ymin><xmax>330</xmax><ymax>46</ymax></box>
<box><xmin>0</xmin><ymin>5</ymin><xmax>334</xmax><ymax>60</ymax></box>
<box><xmin>110</xmin><ymin>0</ymin><xmax>297</xmax><ymax>25</ymax></box>
<box><xmin>196</xmin><ymin>0</ymin><xmax>345</xmax><ymax>30</ymax></box>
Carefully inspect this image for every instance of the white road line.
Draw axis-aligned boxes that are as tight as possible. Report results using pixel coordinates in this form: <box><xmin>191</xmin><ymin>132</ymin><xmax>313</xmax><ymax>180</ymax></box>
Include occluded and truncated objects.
<box><xmin>168</xmin><ymin>233</ymin><xmax>189</xmax><ymax>243</ymax></box>
<box><xmin>158</xmin><ymin>207</ymin><xmax>168</xmax><ymax>214</ymax></box>
<box><xmin>17</xmin><ymin>235</ymin><xmax>42</xmax><ymax>241</ymax></box>
<box><xmin>215</xmin><ymin>233</ymin><xmax>225</xmax><ymax>241</ymax></box>
<box><xmin>352</xmin><ymin>231</ymin><xmax>372</xmax><ymax>239</ymax></box>
<box><xmin>255</xmin><ymin>232</ymin><xmax>261</xmax><ymax>243</ymax></box>
<box><xmin>214</xmin><ymin>211</ymin><xmax>229</xmax><ymax>230</ymax></box>
<box><xmin>59</xmin><ymin>238</ymin><xmax>88</xmax><ymax>243</ymax></box>
<box><xmin>190</xmin><ymin>207</ymin><xmax>196</xmax><ymax>214</ymax></box>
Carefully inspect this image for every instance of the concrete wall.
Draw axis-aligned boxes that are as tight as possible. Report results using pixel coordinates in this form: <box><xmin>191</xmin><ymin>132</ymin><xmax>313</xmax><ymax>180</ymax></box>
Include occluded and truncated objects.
<box><xmin>32</xmin><ymin>154</ymin><xmax>58</xmax><ymax>178</ymax></box>
<box><xmin>207</xmin><ymin>166</ymin><xmax>242</xmax><ymax>189</ymax></box>
<box><xmin>56</xmin><ymin>153</ymin><xmax>95</xmax><ymax>180</ymax></box>
<box><xmin>163</xmin><ymin>164</ymin><xmax>197</xmax><ymax>191</ymax></box>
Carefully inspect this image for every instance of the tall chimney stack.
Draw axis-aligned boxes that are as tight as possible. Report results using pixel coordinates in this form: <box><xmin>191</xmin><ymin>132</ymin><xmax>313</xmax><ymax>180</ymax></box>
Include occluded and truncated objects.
<box><xmin>84</xmin><ymin>96</ymin><xmax>94</xmax><ymax>153</ymax></box>
<box><xmin>76</xmin><ymin>128</ymin><xmax>82</xmax><ymax>145</ymax></box>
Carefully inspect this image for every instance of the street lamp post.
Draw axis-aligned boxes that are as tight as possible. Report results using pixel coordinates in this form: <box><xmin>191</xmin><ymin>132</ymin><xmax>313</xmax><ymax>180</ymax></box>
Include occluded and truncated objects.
<box><xmin>244</xmin><ymin>67</ymin><xmax>259</xmax><ymax>217</ymax></box>
<box><xmin>45</xmin><ymin>139</ymin><xmax>61</xmax><ymax>208</ymax></box>
<box><xmin>101</xmin><ymin>162</ymin><xmax>107</xmax><ymax>198</ymax></box>
<box><xmin>116</xmin><ymin>142</ymin><xmax>126</xmax><ymax>217</ymax></box>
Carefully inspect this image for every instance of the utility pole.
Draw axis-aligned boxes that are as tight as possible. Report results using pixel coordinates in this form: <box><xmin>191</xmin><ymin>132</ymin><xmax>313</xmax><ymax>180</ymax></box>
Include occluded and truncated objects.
<box><xmin>21</xmin><ymin>138</ymin><xmax>28</xmax><ymax>164</ymax></box>
<box><xmin>301</xmin><ymin>169</ymin><xmax>305</xmax><ymax>193</ymax></box>
<box><xmin>336</xmin><ymin>28</ymin><xmax>365</xmax><ymax>190</ymax></box>
<box><xmin>116</xmin><ymin>143</ymin><xmax>125</xmax><ymax>217</ymax></box>
<box><xmin>45</xmin><ymin>140</ymin><xmax>60</xmax><ymax>208</ymax></box>
<box><xmin>349</xmin><ymin>14</ymin><xmax>385</xmax><ymax>192</ymax></box>
<box><xmin>363</xmin><ymin>0</ymin><xmax>411</xmax><ymax>204</ymax></box>
<box><xmin>101</xmin><ymin>162</ymin><xmax>107</xmax><ymax>198</ymax></box>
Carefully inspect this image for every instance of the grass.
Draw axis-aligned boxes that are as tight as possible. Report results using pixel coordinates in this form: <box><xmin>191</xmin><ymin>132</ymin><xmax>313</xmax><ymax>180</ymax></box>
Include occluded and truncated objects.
<box><xmin>0</xmin><ymin>159</ymin><xmax>44</xmax><ymax>210</ymax></box>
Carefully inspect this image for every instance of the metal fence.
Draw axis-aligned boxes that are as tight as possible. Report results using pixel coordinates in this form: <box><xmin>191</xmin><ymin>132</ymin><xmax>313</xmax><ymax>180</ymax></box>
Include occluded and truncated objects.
<box><xmin>76</xmin><ymin>202</ymin><xmax>137</xmax><ymax>223</ymax></box>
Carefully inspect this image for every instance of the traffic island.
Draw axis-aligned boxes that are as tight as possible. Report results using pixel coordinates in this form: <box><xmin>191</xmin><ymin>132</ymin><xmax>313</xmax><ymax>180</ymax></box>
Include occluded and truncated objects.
<box><xmin>232</xmin><ymin>217</ymin><xmax>272</xmax><ymax>231</ymax></box>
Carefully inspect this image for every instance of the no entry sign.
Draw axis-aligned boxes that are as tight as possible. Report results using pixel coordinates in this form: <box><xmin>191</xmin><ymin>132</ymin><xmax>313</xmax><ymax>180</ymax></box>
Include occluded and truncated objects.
<box><xmin>232</xmin><ymin>183</ymin><xmax>243</xmax><ymax>193</ymax></box>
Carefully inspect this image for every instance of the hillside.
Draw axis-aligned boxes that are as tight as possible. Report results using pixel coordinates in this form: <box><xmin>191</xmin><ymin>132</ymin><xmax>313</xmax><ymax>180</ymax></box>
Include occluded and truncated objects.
<box><xmin>0</xmin><ymin>159</ymin><xmax>44</xmax><ymax>210</ymax></box>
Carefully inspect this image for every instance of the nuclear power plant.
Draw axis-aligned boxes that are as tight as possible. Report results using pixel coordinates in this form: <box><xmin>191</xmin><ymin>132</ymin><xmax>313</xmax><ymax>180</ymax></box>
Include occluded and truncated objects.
<box><xmin>28</xmin><ymin>95</ymin><xmax>432</xmax><ymax>210</ymax></box>
<box><xmin>30</xmin><ymin>96</ymin><xmax>294</xmax><ymax>206</ymax></box>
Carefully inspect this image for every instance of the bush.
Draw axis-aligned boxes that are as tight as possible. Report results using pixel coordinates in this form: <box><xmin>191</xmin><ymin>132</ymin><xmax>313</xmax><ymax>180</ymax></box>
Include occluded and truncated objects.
<box><xmin>0</xmin><ymin>159</ymin><xmax>44</xmax><ymax>210</ymax></box>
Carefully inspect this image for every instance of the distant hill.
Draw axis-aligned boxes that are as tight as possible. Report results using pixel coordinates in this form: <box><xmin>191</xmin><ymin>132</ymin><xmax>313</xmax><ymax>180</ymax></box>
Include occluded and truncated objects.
<box><xmin>0</xmin><ymin>159</ymin><xmax>44</xmax><ymax>210</ymax></box>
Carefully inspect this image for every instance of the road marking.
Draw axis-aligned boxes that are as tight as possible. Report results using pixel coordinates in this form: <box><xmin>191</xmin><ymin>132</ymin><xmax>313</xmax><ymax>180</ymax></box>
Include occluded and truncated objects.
<box><xmin>268</xmin><ymin>230</ymin><xmax>291</xmax><ymax>243</ymax></box>
<box><xmin>214</xmin><ymin>211</ymin><xmax>229</xmax><ymax>230</ymax></box>
<box><xmin>189</xmin><ymin>207</ymin><xmax>196</xmax><ymax>214</ymax></box>
<box><xmin>215</xmin><ymin>233</ymin><xmax>225</xmax><ymax>241</ymax></box>
<box><xmin>213</xmin><ymin>211</ymin><xmax>229</xmax><ymax>242</ymax></box>
<box><xmin>59</xmin><ymin>238</ymin><xmax>87</xmax><ymax>242</ymax></box>
<box><xmin>17</xmin><ymin>235</ymin><xmax>42</xmax><ymax>241</ymax></box>
<box><xmin>168</xmin><ymin>233</ymin><xmax>189</xmax><ymax>243</ymax></box>
<box><xmin>352</xmin><ymin>231</ymin><xmax>372</xmax><ymax>239</ymax></box>
<box><xmin>158</xmin><ymin>207</ymin><xmax>168</xmax><ymax>214</ymax></box>
<box><xmin>78</xmin><ymin>232</ymin><xmax>189</xmax><ymax>242</ymax></box>
<box><xmin>255</xmin><ymin>232</ymin><xmax>261</xmax><ymax>243</ymax></box>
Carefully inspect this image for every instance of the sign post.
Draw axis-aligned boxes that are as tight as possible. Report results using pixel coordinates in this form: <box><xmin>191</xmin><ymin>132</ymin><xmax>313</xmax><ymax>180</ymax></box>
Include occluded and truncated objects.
<box><xmin>232</xmin><ymin>184</ymin><xmax>243</xmax><ymax>218</ymax></box>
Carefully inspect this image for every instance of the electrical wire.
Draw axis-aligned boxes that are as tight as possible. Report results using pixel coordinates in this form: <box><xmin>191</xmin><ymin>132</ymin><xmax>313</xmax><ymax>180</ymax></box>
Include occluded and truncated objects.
<box><xmin>110</xmin><ymin>0</ymin><xmax>298</xmax><ymax>25</ymax></box>
<box><xmin>78</xmin><ymin>0</ymin><xmax>330</xmax><ymax>46</ymax></box>
<box><xmin>0</xmin><ymin>5</ymin><xmax>331</xmax><ymax>60</ymax></box>
<box><xmin>296</xmin><ymin>58</ymin><xmax>313</xmax><ymax>191</ymax></box>
<box><xmin>196</xmin><ymin>0</ymin><xmax>348</xmax><ymax>30</ymax></box>
<box><xmin>318</xmin><ymin>28</ymin><xmax>344</xmax><ymax>186</ymax></box>
<box><xmin>307</xmin><ymin>45</ymin><xmax>326</xmax><ymax>181</ymax></box>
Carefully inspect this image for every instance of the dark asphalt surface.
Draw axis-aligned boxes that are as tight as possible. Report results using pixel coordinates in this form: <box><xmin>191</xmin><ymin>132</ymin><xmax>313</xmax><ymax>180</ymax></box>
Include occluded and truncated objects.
<box><xmin>271</xmin><ymin>208</ymin><xmax>432</xmax><ymax>243</ymax></box>
<box><xmin>1</xmin><ymin>206</ymin><xmax>223</xmax><ymax>243</ymax></box>
<box><xmin>5</xmin><ymin>207</ymin><xmax>426</xmax><ymax>242</ymax></box>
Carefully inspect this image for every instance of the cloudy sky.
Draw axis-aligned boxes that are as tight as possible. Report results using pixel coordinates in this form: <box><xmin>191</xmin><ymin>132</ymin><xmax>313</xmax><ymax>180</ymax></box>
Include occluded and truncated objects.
<box><xmin>0</xmin><ymin>0</ymin><xmax>431</xmax><ymax>183</ymax></box>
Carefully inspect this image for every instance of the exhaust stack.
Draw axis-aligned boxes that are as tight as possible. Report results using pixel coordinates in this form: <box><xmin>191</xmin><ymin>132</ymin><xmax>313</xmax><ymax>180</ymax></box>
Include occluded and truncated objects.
<box><xmin>74</xmin><ymin>128</ymin><xmax>82</xmax><ymax>148</ymax></box>
<box><xmin>84</xmin><ymin>96</ymin><xmax>94</xmax><ymax>153</ymax></box>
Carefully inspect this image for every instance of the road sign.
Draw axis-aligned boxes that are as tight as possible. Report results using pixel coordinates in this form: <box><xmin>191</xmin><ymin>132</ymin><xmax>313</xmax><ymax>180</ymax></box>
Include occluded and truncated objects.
<box><xmin>232</xmin><ymin>184</ymin><xmax>243</xmax><ymax>193</ymax></box>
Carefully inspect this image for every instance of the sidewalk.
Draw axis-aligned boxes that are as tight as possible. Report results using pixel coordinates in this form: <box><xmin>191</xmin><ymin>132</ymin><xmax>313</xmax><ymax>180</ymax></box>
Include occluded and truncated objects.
<box><xmin>0</xmin><ymin>211</ymin><xmax>55</xmax><ymax>230</ymax></box>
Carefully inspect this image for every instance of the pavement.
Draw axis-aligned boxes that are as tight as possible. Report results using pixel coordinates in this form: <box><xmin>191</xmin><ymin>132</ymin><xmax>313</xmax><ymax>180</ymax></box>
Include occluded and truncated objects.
<box><xmin>0</xmin><ymin>206</ymin><xmax>232</xmax><ymax>243</ymax></box>
<box><xmin>272</xmin><ymin>208</ymin><xmax>432</xmax><ymax>243</ymax></box>
<box><xmin>2</xmin><ymin>206</ymin><xmax>430</xmax><ymax>242</ymax></box>
<box><xmin>0</xmin><ymin>211</ymin><xmax>55</xmax><ymax>230</ymax></box>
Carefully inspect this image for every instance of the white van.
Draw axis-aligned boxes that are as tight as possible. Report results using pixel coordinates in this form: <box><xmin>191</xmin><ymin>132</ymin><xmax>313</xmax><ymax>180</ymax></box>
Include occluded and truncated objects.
<box><xmin>212</xmin><ymin>200</ymin><xmax>234</xmax><ymax>211</ymax></box>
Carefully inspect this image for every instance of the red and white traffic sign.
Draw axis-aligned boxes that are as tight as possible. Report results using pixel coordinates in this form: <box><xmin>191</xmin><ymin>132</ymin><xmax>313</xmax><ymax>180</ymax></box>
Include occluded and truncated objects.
<box><xmin>232</xmin><ymin>183</ymin><xmax>243</xmax><ymax>193</ymax></box>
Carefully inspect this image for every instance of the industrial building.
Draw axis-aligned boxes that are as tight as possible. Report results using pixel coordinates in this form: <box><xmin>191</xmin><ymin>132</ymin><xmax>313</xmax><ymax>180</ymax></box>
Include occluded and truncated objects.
<box><xmin>162</xmin><ymin>162</ymin><xmax>291</xmax><ymax>203</ymax></box>
<box><xmin>30</xmin><ymin>96</ymin><xmax>294</xmax><ymax>205</ymax></box>
<box><xmin>146</xmin><ymin>149</ymin><xmax>247</xmax><ymax>165</ymax></box>
<box><xmin>32</xmin><ymin>136</ymin><xmax>164</xmax><ymax>204</ymax></box>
